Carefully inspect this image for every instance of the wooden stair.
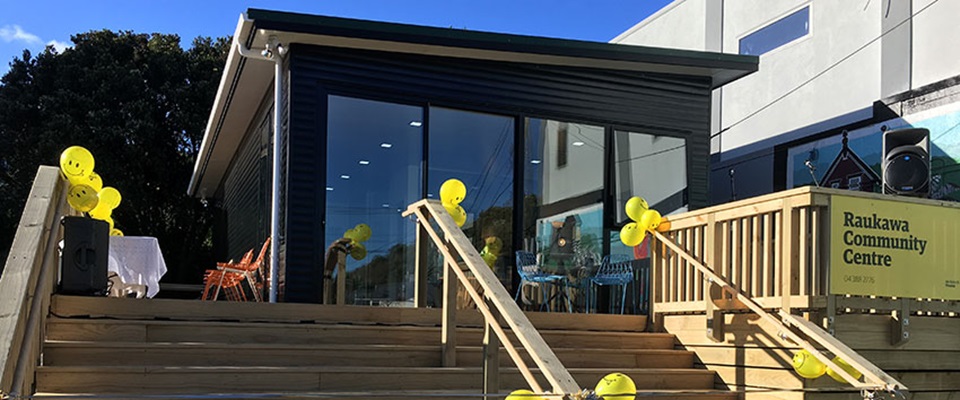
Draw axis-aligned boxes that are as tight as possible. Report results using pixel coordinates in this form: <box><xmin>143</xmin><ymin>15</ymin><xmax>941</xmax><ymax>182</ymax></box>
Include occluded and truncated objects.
<box><xmin>35</xmin><ymin>295</ymin><xmax>737</xmax><ymax>399</ymax></box>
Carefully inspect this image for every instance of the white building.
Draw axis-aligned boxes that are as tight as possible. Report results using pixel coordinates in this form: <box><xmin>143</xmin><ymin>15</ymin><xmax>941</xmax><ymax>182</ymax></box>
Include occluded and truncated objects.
<box><xmin>615</xmin><ymin>0</ymin><xmax>960</xmax><ymax>203</ymax></box>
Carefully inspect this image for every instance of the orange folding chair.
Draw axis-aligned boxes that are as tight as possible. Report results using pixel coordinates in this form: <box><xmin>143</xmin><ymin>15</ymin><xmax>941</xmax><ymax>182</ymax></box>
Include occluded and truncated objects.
<box><xmin>202</xmin><ymin>238</ymin><xmax>271</xmax><ymax>302</ymax></box>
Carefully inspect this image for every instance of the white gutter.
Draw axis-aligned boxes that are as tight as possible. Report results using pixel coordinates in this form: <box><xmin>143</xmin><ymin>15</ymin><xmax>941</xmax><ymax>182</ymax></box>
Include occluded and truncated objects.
<box><xmin>234</xmin><ymin>20</ymin><xmax>286</xmax><ymax>303</ymax></box>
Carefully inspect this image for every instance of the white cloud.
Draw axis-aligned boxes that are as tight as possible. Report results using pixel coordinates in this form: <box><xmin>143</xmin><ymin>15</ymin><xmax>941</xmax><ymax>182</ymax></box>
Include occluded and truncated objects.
<box><xmin>0</xmin><ymin>25</ymin><xmax>42</xmax><ymax>45</ymax></box>
<box><xmin>47</xmin><ymin>40</ymin><xmax>71</xmax><ymax>53</ymax></box>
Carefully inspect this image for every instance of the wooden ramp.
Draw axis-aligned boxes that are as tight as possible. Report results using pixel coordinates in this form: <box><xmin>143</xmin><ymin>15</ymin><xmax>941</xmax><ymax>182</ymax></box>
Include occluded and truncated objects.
<box><xmin>35</xmin><ymin>295</ymin><xmax>737</xmax><ymax>399</ymax></box>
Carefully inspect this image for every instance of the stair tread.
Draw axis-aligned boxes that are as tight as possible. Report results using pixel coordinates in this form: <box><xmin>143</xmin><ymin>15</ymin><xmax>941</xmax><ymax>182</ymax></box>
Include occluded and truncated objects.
<box><xmin>34</xmin><ymin>389</ymin><xmax>738</xmax><ymax>400</ymax></box>
<box><xmin>43</xmin><ymin>340</ymin><xmax>691</xmax><ymax>354</ymax></box>
<box><xmin>45</xmin><ymin>317</ymin><xmax>672</xmax><ymax>337</ymax></box>
<box><xmin>38</xmin><ymin>365</ymin><xmax>713</xmax><ymax>373</ymax></box>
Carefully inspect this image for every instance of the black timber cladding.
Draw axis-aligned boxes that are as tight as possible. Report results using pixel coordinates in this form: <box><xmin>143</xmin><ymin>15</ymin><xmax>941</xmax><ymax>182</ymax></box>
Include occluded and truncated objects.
<box><xmin>220</xmin><ymin>104</ymin><xmax>271</xmax><ymax>262</ymax></box>
<box><xmin>285</xmin><ymin>44</ymin><xmax>713</xmax><ymax>302</ymax></box>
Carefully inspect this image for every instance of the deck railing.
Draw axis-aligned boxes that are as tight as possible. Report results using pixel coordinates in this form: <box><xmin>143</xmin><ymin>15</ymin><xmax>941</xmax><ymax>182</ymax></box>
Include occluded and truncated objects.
<box><xmin>0</xmin><ymin>166</ymin><xmax>68</xmax><ymax>399</ymax></box>
<box><xmin>404</xmin><ymin>199</ymin><xmax>582</xmax><ymax>398</ymax></box>
<box><xmin>646</xmin><ymin>186</ymin><xmax>960</xmax><ymax>395</ymax></box>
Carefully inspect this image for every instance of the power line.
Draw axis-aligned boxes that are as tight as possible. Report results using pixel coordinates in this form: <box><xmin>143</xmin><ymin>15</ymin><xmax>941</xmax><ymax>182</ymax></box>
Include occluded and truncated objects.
<box><xmin>712</xmin><ymin>0</ymin><xmax>940</xmax><ymax>140</ymax></box>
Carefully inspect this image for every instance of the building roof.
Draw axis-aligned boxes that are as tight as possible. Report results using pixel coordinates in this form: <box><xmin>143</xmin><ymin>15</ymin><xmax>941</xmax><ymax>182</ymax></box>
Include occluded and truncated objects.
<box><xmin>819</xmin><ymin>132</ymin><xmax>881</xmax><ymax>187</ymax></box>
<box><xmin>188</xmin><ymin>8</ymin><xmax>758</xmax><ymax>197</ymax></box>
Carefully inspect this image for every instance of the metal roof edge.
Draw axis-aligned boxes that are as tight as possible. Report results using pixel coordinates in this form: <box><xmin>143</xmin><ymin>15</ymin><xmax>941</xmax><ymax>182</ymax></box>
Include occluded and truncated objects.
<box><xmin>245</xmin><ymin>8</ymin><xmax>757</xmax><ymax>77</ymax></box>
<box><xmin>188</xmin><ymin>13</ymin><xmax>254</xmax><ymax>197</ymax></box>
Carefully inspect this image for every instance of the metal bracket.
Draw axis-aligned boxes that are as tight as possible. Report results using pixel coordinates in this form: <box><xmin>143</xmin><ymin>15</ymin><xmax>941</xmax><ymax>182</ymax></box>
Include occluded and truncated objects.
<box><xmin>890</xmin><ymin>298</ymin><xmax>910</xmax><ymax>347</ymax></box>
<box><xmin>824</xmin><ymin>294</ymin><xmax>837</xmax><ymax>336</ymax></box>
<box><xmin>705</xmin><ymin>277</ymin><xmax>724</xmax><ymax>342</ymax></box>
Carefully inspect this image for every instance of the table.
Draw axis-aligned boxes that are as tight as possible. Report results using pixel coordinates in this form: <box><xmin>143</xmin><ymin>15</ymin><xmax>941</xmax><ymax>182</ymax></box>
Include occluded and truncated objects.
<box><xmin>108</xmin><ymin>236</ymin><xmax>168</xmax><ymax>298</ymax></box>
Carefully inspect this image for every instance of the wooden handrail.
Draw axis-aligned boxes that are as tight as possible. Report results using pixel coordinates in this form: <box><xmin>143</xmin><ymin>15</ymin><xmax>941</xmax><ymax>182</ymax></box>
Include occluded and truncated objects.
<box><xmin>652</xmin><ymin>230</ymin><xmax>906</xmax><ymax>394</ymax></box>
<box><xmin>0</xmin><ymin>166</ymin><xmax>68</xmax><ymax>398</ymax></box>
<box><xmin>403</xmin><ymin>199</ymin><xmax>583</xmax><ymax>398</ymax></box>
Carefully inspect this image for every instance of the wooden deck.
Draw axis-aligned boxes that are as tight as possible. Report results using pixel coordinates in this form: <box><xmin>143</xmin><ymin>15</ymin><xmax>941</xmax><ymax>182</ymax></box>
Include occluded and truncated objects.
<box><xmin>652</xmin><ymin>186</ymin><xmax>960</xmax><ymax>400</ymax></box>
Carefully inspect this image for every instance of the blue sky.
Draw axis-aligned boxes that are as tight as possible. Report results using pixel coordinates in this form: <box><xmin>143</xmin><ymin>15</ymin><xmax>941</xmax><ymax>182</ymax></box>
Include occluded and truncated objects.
<box><xmin>0</xmin><ymin>0</ymin><xmax>672</xmax><ymax>76</ymax></box>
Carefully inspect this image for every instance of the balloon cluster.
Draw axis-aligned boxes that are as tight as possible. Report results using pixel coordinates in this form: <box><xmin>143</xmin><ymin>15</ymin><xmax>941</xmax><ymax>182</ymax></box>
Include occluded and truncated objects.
<box><xmin>479</xmin><ymin>236</ymin><xmax>502</xmax><ymax>269</ymax></box>
<box><xmin>59</xmin><ymin>146</ymin><xmax>124</xmax><ymax>236</ymax></box>
<box><xmin>508</xmin><ymin>372</ymin><xmax>636</xmax><ymax>400</ymax></box>
<box><xmin>792</xmin><ymin>349</ymin><xmax>863</xmax><ymax>383</ymax></box>
<box><xmin>440</xmin><ymin>179</ymin><xmax>467</xmax><ymax>227</ymax></box>
<box><xmin>342</xmin><ymin>223</ymin><xmax>372</xmax><ymax>260</ymax></box>
<box><xmin>619</xmin><ymin>196</ymin><xmax>670</xmax><ymax>247</ymax></box>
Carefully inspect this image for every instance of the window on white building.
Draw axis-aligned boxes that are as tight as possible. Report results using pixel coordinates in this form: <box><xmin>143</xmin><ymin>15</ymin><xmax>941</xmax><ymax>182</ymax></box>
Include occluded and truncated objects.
<box><xmin>739</xmin><ymin>6</ymin><xmax>810</xmax><ymax>56</ymax></box>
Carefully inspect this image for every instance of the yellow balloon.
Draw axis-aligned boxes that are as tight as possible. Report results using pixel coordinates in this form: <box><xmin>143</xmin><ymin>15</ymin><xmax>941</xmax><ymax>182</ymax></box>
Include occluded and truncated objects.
<box><xmin>619</xmin><ymin>222</ymin><xmax>645</xmax><ymax>247</ymax></box>
<box><xmin>102</xmin><ymin>216</ymin><xmax>115</xmax><ymax>231</ymax></box>
<box><xmin>443</xmin><ymin>202</ymin><xmax>467</xmax><ymax>227</ymax></box>
<box><xmin>826</xmin><ymin>356</ymin><xmax>862</xmax><ymax>384</ymax></box>
<box><xmin>343</xmin><ymin>228</ymin><xmax>360</xmax><ymax>242</ymax></box>
<box><xmin>624</xmin><ymin>196</ymin><xmax>649</xmax><ymax>222</ymax></box>
<box><xmin>595</xmin><ymin>372</ymin><xmax>636</xmax><ymax>400</ymax></box>
<box><xmin>480</xmin><ymin>247</ymin><xmax>497</xmax><ymax>268</ymax></box>
<box><xmin>59</xmin><ymin>146</ymin><xmax>95</xmax><ymax>183</ymax></box>
<box><xmin>84</xmin><ymin>172</ymin><xmax>104</xmax><ymax>192</ymax></box>
<box><xmin>792</xmin><ymin>349</ymin><xmax>827</xmax><ymax>379</ymax></box>
<box><xmin>505</xmin><ymin>389</ymin><xmax>542</xmax><ymax>400</ymax></box>
<box><xmin>89</xmin><ymin>202</ymin><xmax>112</xmax><ymax>221</ymax></box>
<box><xmin>98</xmin><ymin>187</ymin><xmax>122</xmax><ymax>209</ymax></box>
<box><xmin>639</xmin><ymin>209</ymin><xmax>662</xmax><ymax>232</ymax></box>
<box><xmin>350</xmin><ymin>242</ymin><xmax>367</xmax><ymax>260</ymax></box>
<box><xmin>354</xmin><ymin>223</ymin><xmax>372</xmax><ymax>242</ymax></box>
<box><xmin>484</xmin><ymin>236</ymin><xmax>503</xmax><ymax>255</ymax></box>
<box><xmin>110</xmin><ymin>228</ymin><xmax>124</xmax><ymax>237</ymax></box>
<box><xmin>439</xmin><ymin>179</ymin><xmax>467</xmax><ymax>205</ymax></box>
<box><xmin>67</xmin><ymin>184</ymin><xmax>100</xmax><ymax>213</ymax></box>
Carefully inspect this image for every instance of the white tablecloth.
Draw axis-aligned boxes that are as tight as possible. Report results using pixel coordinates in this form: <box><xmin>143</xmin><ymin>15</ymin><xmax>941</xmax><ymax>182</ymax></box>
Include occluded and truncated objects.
<box><xmin>108</xmin><ymin>236</ymin><xmax>168</xmax><ymax>298</ymax></box>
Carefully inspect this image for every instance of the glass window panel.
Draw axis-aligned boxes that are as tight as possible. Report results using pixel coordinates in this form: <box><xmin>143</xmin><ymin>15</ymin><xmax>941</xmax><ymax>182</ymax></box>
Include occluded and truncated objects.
<box><xmin>739</xmin><ymin>6</ymin><xmax>810</xmax><ymax>56</ymax></box>
<box><xmin>523</xmin><ymin>118</ymin><xmax>605</xmax><ymax>274</ymax></box>
<box><xmin>428</xmin><ymin>107</ymin><xmax>514</xmax><ymax>286</ymax></box>
<box><xmin>613</xmin><ymin>131</ymin><xmax>687</xmax><ymax>226</ymax></box>
<box><xmin>326</xmin><ymin>95</ymin><xmax>423</xmax><ymax>306</ymax></box>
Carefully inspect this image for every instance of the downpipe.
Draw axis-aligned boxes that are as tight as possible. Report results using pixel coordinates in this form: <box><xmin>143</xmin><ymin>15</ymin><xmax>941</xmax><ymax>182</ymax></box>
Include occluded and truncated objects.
<box><xmin>234</xmin><ymin>33</ymin><xmax>286</xmax><ymax>303</ymax></box>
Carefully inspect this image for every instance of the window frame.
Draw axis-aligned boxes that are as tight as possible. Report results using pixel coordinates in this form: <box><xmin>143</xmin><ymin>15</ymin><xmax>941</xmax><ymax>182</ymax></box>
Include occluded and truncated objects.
<box><xmin>737</xmin><ymin>4</ymin><xmax>812</xmax><ymax>57</ymax></box>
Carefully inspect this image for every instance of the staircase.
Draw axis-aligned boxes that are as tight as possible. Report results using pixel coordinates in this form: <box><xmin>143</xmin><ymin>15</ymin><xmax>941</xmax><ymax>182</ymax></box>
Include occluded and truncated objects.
<box><xmin>34</xmin><ymin>295</ymin><xmax>736</xmax><ymax>399</ymax></box>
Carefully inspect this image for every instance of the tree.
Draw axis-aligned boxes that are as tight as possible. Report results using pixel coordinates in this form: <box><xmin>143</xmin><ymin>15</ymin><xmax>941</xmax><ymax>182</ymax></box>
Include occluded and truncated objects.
<box><xmin>0</xmin><ymin>30</ymin><xmax>230</xmax><ymax>284</ymax></box>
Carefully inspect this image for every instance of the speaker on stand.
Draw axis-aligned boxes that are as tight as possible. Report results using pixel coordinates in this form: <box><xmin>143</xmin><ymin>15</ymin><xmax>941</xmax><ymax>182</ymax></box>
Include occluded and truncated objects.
<box><xmin>882</xmin><ymin>127</ymin><xmax>931</xmax><ymax>198</ymax></box>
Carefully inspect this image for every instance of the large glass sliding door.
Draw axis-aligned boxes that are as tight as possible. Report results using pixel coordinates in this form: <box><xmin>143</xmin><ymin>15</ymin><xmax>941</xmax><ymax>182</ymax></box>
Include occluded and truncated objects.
<box><xmin>428</xmin><ymin>107</ymin><xmax>514</xmax><ymax>286</ymax></box>
<box><xmin>523</xmin><ymin>119</ymin><xmax>606</xmax><ymax>271</ymax></box>
<box><xmin>325</xmin><ymin>95</ymin><xmax>423</xmax><ymax>305</ymax></box>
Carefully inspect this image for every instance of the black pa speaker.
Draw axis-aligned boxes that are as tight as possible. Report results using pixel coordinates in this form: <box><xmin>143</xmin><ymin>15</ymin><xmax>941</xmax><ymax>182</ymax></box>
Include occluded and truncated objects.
<box><xmin>60</xmin><ymin>216</ymin><xmax>109</xmax><ymax>296</ymax></box>
<box><xmin>882</xmin><ymin>127</ymin><xmax>930</xmax><ymax>197</ymax></box>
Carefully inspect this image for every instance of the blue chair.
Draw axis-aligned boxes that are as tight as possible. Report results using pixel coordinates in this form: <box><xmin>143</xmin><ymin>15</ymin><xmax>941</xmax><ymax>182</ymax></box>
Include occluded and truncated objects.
<box><xmin>588</xmin><ymin>254</ymin><xmax>635</xmax><ymax>314</ymax></box>
<box><xmin>515</xmin><ymin>251</ymin><xmax>570</xmax><ymax>312</ymax></box>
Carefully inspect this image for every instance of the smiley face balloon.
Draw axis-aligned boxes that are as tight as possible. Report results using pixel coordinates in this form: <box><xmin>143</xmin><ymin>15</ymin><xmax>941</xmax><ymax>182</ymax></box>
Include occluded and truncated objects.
<box><xmin>67</xmin><ymin>184</ymin><xmax>100</xmax><ymax>213</ymax></box>
<box><xmin>59</xmin><ymin>146</ymin><xmax>95</xmax><ymax>185</ymax></box>
<box><xmin>619</xmin><ymin>222</ymin><xmax>645</xmax><ymax>247</ymax></box>
<box><xmin>443</xmin><ymin>202</ymin><xmax>467</xmax><ymax>227</ymax></box>
<box><xmin>85</xmin><ymin>172</ymin><xmax>104</xmax><ymax>192</ymax></box>
<box><xmin>439</xmin><ymin>179</ymin><xmax>467</xmax><ymax>205</ymax></box>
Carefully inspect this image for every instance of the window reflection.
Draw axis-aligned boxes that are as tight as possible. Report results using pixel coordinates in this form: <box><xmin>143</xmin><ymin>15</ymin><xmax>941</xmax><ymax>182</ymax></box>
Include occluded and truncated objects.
<box><xmin>739</xmin><ymin>6</ymin><xmax>810</xmax><ymax>56</ymax></box>
<box><xmin>325</xmin><ymin>95</ymin><xmax>422</xmax><ymax>306</ymax></box>
<box><xmin>524</xmin><ymin>118</ymin><xmax>605</xmax><ymax>273</ymax></box>
<box><xmin>610</xmin><ymin>131</ymin><xmax>687</xmax><ymax>257</ymax></box>
<box><xmin>428</xmin><ymin>107</ymin><xmax>514</xmax><ymax>289</ymax></box>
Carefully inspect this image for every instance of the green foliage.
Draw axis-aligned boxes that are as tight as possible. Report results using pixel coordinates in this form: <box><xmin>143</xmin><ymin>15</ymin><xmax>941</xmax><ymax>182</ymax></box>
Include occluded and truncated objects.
<box><xmin>0</xmin><ymin>31</ymin><xmax>230</xmax><ymax>282</ymax></box>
